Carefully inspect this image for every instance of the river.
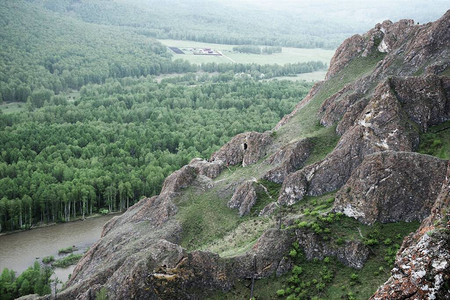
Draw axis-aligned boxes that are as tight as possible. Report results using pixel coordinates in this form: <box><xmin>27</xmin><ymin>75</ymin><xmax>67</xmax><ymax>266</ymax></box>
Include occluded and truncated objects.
<box><xmin>0</xmin><ymin>215</ymin><xmax>116</xmax><ymax>283</ymax></box>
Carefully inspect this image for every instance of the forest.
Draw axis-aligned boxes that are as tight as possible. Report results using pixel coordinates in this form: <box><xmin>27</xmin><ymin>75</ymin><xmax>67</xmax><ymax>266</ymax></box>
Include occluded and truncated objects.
<box><xmin>0</xmin><ymin>73</ymin><xmax>313</xmax><ymax>231</ymax></box>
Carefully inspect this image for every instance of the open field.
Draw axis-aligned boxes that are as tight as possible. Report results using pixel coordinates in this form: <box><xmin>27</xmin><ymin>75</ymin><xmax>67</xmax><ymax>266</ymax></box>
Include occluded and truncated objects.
<box><xmin>0</xmin><ymin>102</ymin><xmax>26</xmax><ymax>114</ymax></box>
<box><xmin>159</xmin><ymin>39</ymin><xmax>335</xmax><ymax>65</ymax></box>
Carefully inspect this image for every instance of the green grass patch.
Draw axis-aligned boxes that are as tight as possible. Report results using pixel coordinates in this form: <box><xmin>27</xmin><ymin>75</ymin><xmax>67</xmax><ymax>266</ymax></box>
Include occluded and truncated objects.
<box><xmin>418</xmin><ymin>120</ymin><xmax>450</xmax><ymax>159</ymax></box>
<box><xmin>304</xmin><ymin>126</ymin><xmax>340</xmax><ymax>165</ymax></box>
<box><xmin>251</xmin><ymin>179</ymin><xmax>282</xmax><ymax>216</ymax></box>
<box><xmin>52</xmin><ymin>253</ymin><xmax>82</xmax><ymax>268</ymax></box>
<box><xmin>200</xmin><ymin>218</ymin><xmax>274</xmax><ymax>258</ymax></box>
<box><xmin>176</xmin><ymin>187</ymin><xmax>243</xmax><ymax>250</ymax></box>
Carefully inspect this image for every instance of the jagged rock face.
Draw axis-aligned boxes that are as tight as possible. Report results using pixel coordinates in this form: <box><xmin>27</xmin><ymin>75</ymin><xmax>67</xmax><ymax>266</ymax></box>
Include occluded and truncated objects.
<box><xmin>371</xmin><ymin>164</ymin><xmax>450</xmax><ymax>300</ymax></box>
<box><xmin>228</xmin><ymin>180</ymin><xmax>258</xmax><ymax>216</ymax></box>
<box><xmin>263</xmin><ymin>138</ymin><xmax>313</xmax><ymax>184</ymax></box>
<box><xmin>281</xmin><ymin>71</ymin><xmax>450</xmax><ymax>207</ymax></box>
<box><xmin>390</xmin><ymin>76</ymin><xmax>450</xmax><ymax>131</ymax></box>
<box><xmin>327</xmin><ymin>11</ymin><xmax>450</xmax><ymax>81</ymax></box>
<box><xmin>188</xmin><ymin>158</ymin><xmax>224</xmax><ymax>179</ymax></box>
<box><xmin>333</xmin><ymin>152</ymin><xmax>448</xmax><ymax>225</ymax></box>
<box><xmin>279</xmin><ymin>79</ymin><xmax>422</xmax><ymax>206</ymax></box>
<box><xmin>294</xmin><ymin>229</ymin><xmax>369</xmax><ymax>269</ymax></box>
<box><xmin>160</xmin><ymin>165</ymin><xmax>198</xmax><ymax>196</ymax></box>
<box><xmin>318</xmin><ymin>83</ymin><xmax>365</xmax><ymax>128</ymax></box>
<box><xmin>210</xmin><ymin>132</ymin><xmax>272</xmax><ymax>167</ymax></box>
<box><xmin>326</xmin><ymin>34</ymin><xmax>366</xmax><ymax>80</ymax></box>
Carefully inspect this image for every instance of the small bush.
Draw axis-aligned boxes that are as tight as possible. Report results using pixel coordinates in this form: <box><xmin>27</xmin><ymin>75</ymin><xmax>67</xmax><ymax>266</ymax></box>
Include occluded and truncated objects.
<box><xmin>289</xmin><ymin>249</ymin><xmax>298</xmax><ymax>258</ymax></box>
<box><xmin>42</xmin><ymin>256</ymin><xmax>54</xmax><ymax>264</ymax></box>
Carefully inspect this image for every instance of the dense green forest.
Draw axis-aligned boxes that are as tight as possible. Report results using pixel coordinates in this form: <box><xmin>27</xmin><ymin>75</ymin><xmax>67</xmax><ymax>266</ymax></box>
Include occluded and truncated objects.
<box><xmin>0</xmin><ymin>75</ymin><xmax>312</xmax><ymax>231</ymax></box>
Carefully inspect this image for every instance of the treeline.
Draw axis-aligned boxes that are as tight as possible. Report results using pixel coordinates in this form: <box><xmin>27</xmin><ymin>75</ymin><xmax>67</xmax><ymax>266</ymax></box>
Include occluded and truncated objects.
<box><xmin>0</xmin><ymin>262</ymin><xmax>52</xmax><ymax>299</ymax></box>
<box><xmin>199</xmin><ymin>61</ymin><xmax>326</xmax><ymax>78</ymax></box>
<box><xmin>232</xmin><ymin>46</ymin><xmax>282</xmax><ymax>55</ymax></box>
<box><xmin>0</xmin><ymin>76</ymin><xmax>312</xmax><ymax>232</ymax></box>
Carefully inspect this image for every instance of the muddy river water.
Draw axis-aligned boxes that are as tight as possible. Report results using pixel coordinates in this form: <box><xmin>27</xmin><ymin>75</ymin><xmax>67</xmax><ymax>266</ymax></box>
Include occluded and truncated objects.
<box><xmin>0</xmin><ymin>215</ymin><xmax>116</xmax><ymax>283</ymax></box>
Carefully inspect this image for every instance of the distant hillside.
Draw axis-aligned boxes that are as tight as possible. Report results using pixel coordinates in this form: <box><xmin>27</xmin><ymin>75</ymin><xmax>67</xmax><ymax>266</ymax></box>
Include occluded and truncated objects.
<box><xmin>31</xmin><ymin>0</ymin><xmax>449</xmax><ymax>49</ymax></box>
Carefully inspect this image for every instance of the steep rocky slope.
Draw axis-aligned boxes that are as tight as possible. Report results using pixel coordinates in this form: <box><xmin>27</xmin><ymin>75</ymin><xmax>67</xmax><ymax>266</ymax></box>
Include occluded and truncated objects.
<box><xmin>34</xmin><ymin>11</ymin><xmax>449</xmax><ymax>300</ymax></box>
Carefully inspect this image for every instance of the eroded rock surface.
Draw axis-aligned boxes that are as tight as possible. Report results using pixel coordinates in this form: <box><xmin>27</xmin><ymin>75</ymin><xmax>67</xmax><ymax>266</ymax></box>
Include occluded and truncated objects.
<box><xmin>333</xmin><ymin>152</ymin><xmax>448</xmax><ymax>225</ymax></box>
<box><xmin>371</xmin><ymin>163</ymin><xmax>450</xmax><ymax>300</ymax></box>
<box><xmin>188</xmin><ymin>158</ymin><xmax>224</xmax><ymax>179</ymax></box>
<box><xmin>228</xmin><ymin>180</ymin><xmax>258</xmax><ymax>216</ymax></box>
<box><xmin>264</xmin><ymin>138</ymin><xmax>313</xmax><ymax>184</ymax></box>
<box><xmin>294</xmin><ymin>229</ymin><xmax>369</xmax><ymax>269</ymax></box>
<box><xmin>210</xmin><ymin>132</ymin><xmax>272</xmax><ymax>167</ymax></box>
<box><xmin>280</xmin><ymin>72</ymin><xmax>450</xmax><ymax>207</ymax></box>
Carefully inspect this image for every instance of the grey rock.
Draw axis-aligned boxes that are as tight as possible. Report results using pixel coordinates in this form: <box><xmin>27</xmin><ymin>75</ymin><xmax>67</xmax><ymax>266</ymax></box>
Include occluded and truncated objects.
<box><xmin>294</xmin><ymin>229</ymin><xmax>369</xmax><ymax>269</ymax></box>
<box><xmin>210</xmin><ymin>131</ymin><xmax>272</xmax><ymax>167</ymax></box>
<box><xmin>263</xmin><ymin>138</ymin><xmax>313</xmax><ymax>184</ymax></box>
<box><xmin>333</xmin><ymin>152</ymin><xmax>448</xmax><ymax>225</ymax></box>
<box><xmin>228</xmin><ymin>180</ymin><xmax>258</xmax><ymax>216</ymax></box>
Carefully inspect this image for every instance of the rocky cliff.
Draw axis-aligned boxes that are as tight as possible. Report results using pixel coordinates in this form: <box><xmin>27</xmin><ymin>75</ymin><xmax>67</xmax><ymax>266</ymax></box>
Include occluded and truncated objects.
<box><xmin>37</xmin><ymin>11</ymin><xmax>449</xmax><ymax>300</ymax></box>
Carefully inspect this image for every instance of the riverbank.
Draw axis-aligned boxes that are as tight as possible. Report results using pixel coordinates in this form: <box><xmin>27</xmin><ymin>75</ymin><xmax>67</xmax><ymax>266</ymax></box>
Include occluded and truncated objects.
<box><xmin>0</xmin><ymin>212</ymin><xmax>122</xmax><ymax>237</ymax></box>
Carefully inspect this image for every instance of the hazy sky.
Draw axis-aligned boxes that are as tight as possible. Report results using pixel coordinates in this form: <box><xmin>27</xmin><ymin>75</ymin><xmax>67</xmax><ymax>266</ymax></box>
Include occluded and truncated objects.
<box><xmin>219</xmin><ymin>0</ymin><xmax>449</xmax><ymax>27</ymax></box>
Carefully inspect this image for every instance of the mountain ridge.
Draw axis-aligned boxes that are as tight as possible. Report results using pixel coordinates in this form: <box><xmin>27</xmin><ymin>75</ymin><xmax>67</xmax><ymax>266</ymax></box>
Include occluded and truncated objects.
<box><xmin>28</xmin><ymin>10</ymin><xmax>449</xmax><ymax>300</ymax></box>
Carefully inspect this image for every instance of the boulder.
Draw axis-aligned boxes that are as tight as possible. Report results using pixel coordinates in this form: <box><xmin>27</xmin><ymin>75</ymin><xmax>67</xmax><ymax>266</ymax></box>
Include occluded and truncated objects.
<box><xmin>188</xmin><ymin>158</ymin><xmax>224</xmax><ymax>179</ymax></box>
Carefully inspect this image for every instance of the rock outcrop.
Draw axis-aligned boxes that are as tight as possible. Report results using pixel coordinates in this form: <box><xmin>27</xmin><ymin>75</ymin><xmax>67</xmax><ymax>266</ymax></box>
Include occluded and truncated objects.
<box><xmin>263</xmin><ymin>138</ymin><xmax>313</xmax><ymax>184</ymax></box>
<box><xmin>370</xmin><ymin>163</ymin><xmax>450</xmax><ymax>300</ymax></box>
<box><xmin>294</xmin><ymin>229</ymin><xmax>369</xmax><ymax>269</ymax></box>
<box><xmin>279</xmin><ymin>73</ymin><xmax>449</xmax><ymax>206</ymax></box>
<box><xmin>210</xmin><ymin>132</ymin><xmax>272</xmax><ymax>167</ymax></box>
<box><xmin>333</xmin><ymin>152</ymin><xmax>448</xmax><ymax>225</ymax></box>
<box><xmin>228</xmin><ymin>180</ymin><xmax>258</xmax><ymax>216</ymax></box>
